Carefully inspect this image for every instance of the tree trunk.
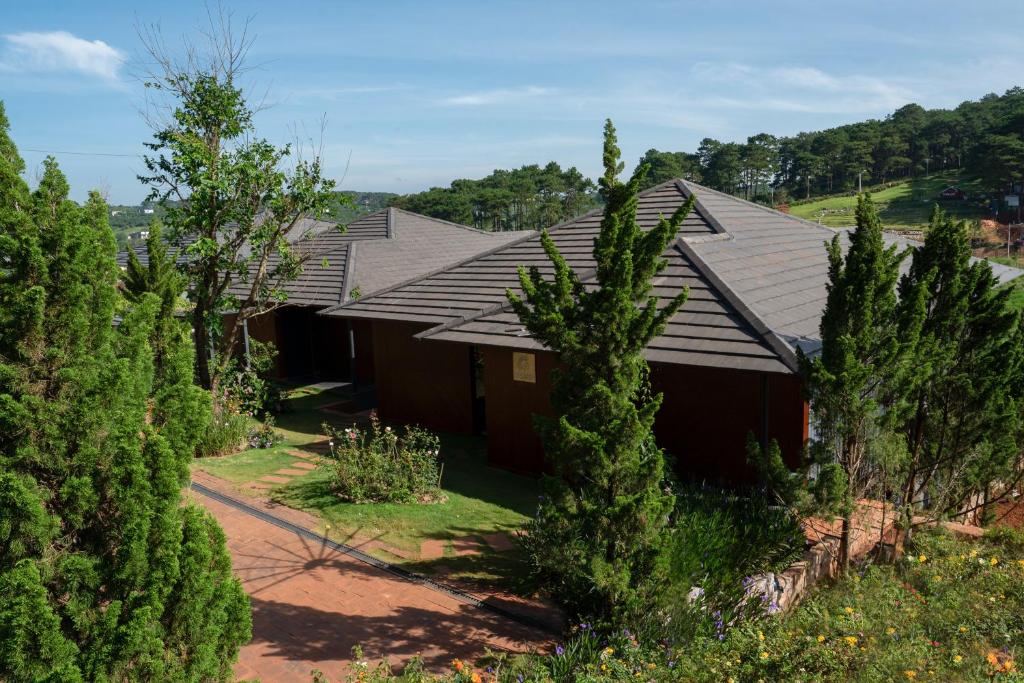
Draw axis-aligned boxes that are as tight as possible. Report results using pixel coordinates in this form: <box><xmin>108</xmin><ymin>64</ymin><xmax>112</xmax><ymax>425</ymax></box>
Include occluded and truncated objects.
<box><xmin>839</xmin><ymin>514</ymin><xmax>852</xmax><ymax>574</ymax></box>
<box><xmin>193</xmin><ymin>304</ymin><xmax>212</xmax><ymax>390</ymax></box>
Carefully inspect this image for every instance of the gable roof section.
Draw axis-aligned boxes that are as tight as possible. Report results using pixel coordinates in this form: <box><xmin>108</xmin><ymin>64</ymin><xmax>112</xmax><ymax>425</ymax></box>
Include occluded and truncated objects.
<box><xmin>224</xmin><ymin>207</ymin><xmax>522</xmax><ymax>308</ymax></box>
<box><xmin>677</xmin><ymin>180</ymin><xmax>1024</xmax><ymax>354</ymax></box>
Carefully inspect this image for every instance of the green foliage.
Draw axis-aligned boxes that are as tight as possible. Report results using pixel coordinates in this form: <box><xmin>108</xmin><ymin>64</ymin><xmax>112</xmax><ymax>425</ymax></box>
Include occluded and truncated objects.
<box><xmin>639</xmin><ymin>87</ymin><xmax>1024</xmax><ymax>207</ymax></box>
<box><xmin>799</xmin><ymin>194</ymin><xmax>908</xmax><ymax>568</ymax></box>
<box><xmin>661</xmin><ymin>485</ymin><xmax>804</xmax><ymax>640</ymax></box>
<box><xmin>320</xmin><ymin>414</ymin><xmax>442</xmax><ymax>504</ymax></box>
<box><xmin>0</xmin><ymin>105</ymin><xmax>249</xmax><ymax>679</ymax></box>
<box><xmin>196</xmin><ymin>408</ymin><xmax>251</xmax><ymax>458</ymax></box>
<box><xmin>392</xmin><ymin>161</ymin><xmax>599</xmax><ymax>231</ymax></box>
<box><xmin>889</xmin><ymin>205</ymin><xmax>1023</xmax><ymax>526</ymax></box>
<box><xmin>325</xmin><ymin>531</ymin><xmax>1024</xmax><ymax>682</ymax></box>
<box><xmin>221</xmin><ymin>338</ymin><xmax>281</xmax><ymax>417</ymax></box>
<box><xmin>507</xmin><ymin>120</ymin><xmax>694</xmax><ymax>627</ymax></box>
<box><xmin>140</xmin><ymin>31</ymin><xmax>338</xmax><ymax>390</ymax></box>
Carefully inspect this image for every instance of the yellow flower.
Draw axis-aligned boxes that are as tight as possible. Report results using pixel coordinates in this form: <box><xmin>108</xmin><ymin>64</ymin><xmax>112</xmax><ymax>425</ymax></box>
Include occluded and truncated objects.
<box><xmin>990</xmin><ymin>556</ymin><xmax>999</xmax><ymax>566</ymax></box>
<box><xmin>760</xmin><ymin>651</ymin><xmax>770</xmax><ymax>660</ymax></box>
<box><xmin>471</xmin><ymin>673</ymin><xmax>482</xmax><ymax>683</ymax></box>
<box><xmin>969</xmin><ymin>549</ymin><xmax>978</xmax><ymax>558</ymax></box>
<box><xmin>647</xmin><ymin>663</ymin><xmax>656</xmax><ymax>670</ymax></box>
<box><xmin>932</xmin><ymin>575</ymin><xmax>943</xmax><ymax>582</ymax></box>
<box><xmin>600</xmin><ymin>663</ymin><xmax>608</xmax><ymax>672</ymax></box>
<box><xmin>959</xmin><ymin>626</ymin><xmax>968</xmax><ymax>633</ymax></box>
<box><xmin>953</xmin><ymin>655</ymin><xmax>963</xmax><ymax>664</ymax></box>
<box><xmin>904</xmin><ymin>671</ymin><xmax>917</xmax><ymax>680</ymax></box>
<box><xmin>886</xmin><ymin>627</ymin><xmax>896</xmax><ymax>636</ymax></box>
<box><xmin>604</xmin><ymin>647</ymin><xmax>614</xmax><ymax>656</ymax></box>
<box><xmin>918</xmin><ymin>554</ymin><xmax>927</xmax><ymax>563</ymax></box>
<box><xmin>844</xmin><ymin>636</ymin><xmax>858</xmax><ymax>646</ymax></box>
<box><xmin>758</xmin><ymin>631</ymin><xmax>765</xmax><ymax>641</ymax></box>
<box><xmin>817</xmin><ymin>635</ymin><xmax>826</xmax><ymax>643</ymax></box>
<box><xmin>844</xmin><ymin>606</ymin><xmax>854</xmax><ymax>614</ymax></box>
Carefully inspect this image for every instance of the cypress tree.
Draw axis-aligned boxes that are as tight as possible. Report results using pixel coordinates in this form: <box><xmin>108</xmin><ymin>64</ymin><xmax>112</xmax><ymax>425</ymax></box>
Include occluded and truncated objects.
<box><xmin>891</xmin><ymin>206</ymin><xmax>1022</xmax><ymax>534</ymax></box>
<box><xmin>0</xmin><ymin>102</ymin><xmax>249</xmax><ymax>681</ymax></box>
<box><xmin>507</xmin><ymin>120</ymin><xmax>693</xmax><ymax>626</ymax></box>
<box><xmin>800</xmin><ymin>194</ymin><xmax>908</xmax><ymax>571</ymax></box>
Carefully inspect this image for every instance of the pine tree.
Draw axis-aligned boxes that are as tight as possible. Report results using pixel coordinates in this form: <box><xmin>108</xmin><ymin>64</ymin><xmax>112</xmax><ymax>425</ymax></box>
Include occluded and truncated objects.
<box><xmin>507</xmin><ymin>120</ymin><xmax>694</xmax><ymax>626</ymax></box>
<box><xmin>800</xmin><ymin>194</ymin><xmax>908</xmax><ymax>571</ymax></box>
<box><xmin>0</xmin><ymin>102</ymin><xmax>249</xmax><ymax>680</ymax></box>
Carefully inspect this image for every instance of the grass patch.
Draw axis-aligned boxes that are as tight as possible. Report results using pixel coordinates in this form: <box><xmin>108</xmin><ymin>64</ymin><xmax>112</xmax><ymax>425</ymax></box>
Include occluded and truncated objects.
<box><xmin>271</xmin><ymin>432</ymin><xmax>539</xmax><ymax>588</ymax></box>
<box><xmin>790</xmin><ymin>173</ymin><xmax>988</xmax><ymax>230</ymax></box>
<box><xmin>193</xmin><ymin>444</ymin><xmax>301</xmax><ymax>484</ymax></box>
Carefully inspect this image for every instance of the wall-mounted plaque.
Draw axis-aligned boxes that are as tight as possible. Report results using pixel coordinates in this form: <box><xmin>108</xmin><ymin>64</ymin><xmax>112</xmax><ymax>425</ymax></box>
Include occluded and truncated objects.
<box><xmin>512</xmin><ymin>352</ymin><xmax>536</xmax><ymax>383</ymax></box>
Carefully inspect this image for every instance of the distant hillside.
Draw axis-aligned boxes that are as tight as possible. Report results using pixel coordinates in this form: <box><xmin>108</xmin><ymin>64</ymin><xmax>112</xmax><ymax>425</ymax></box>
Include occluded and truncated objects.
<box><xmin>108</xmin><ymin>203</ymin><xmax>166</xmax><ymax>248</ymax></box>
<box><xmin>787</xmin><ymin>171</ymin><xmax>988</xmax><ymax>230</ymax></box>
<box><xmin>328</xmin><ymin>191</ymin><xmax>397</xmax><ymax>224</ymax></box>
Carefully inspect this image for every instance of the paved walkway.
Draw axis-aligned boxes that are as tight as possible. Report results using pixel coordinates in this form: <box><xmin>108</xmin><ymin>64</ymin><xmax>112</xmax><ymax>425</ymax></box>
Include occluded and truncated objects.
<box><xmin>188</xmin><ymin>474</ymin><xmax>552</xmax><ymax>682</ymax></box>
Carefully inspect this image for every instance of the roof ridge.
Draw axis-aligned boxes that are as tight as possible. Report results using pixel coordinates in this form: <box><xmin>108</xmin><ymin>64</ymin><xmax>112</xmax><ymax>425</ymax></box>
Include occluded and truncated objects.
<box><xmin>674</xmin><ymin>179</ymin><xmax>729</xmax><ymax>235</ymax></box>
<box><xmin>671</xmin><ymin>237</ymin><xmax>799</xmax><ymax>373</ymax></box>
<box><xmin>339</xmin><ymin>242</ymin><xmax>356</xmax><ymax>304</ymax></box>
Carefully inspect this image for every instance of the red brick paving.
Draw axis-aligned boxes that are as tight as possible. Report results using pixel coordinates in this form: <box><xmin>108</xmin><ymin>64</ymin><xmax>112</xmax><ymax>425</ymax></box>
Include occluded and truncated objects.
<box><xmin>480</xmin><ymin>532</ymin><xmax>516</xmax><ymax>553</ymax></box>
<box><xmin>452</xmin><ymin>537</ymin><xmax>487</xmax><ymax>557</ymax></box>
<box><xmin>189</xmin><ymin>478</ymin><xmax>552</xmax><ymax>681</ymax></box>
<box><xmin>419</xmin><ymin>539</ymin><xmax>446</xmax><ymax>560</ymax></box>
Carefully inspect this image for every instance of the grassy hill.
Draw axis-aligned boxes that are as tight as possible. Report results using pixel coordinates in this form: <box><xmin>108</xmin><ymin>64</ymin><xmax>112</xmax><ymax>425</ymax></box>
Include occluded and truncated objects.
<box><xmin>788</xmin><ymin>172</ymin><xmax>989</xmax><ymax>230</ymax></box>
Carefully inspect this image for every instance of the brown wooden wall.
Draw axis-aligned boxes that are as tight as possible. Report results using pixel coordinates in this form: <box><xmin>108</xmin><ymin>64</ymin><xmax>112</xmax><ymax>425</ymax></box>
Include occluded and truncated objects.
<box><xmin>352</xmin><ymin>319</ymin><xmax>376</xmax><ymax>385</ymax></box>
<box><xmin>649</xmin><ymin>362</ymin><xmax>807</xmax><ymax>485</ymax></box>
<box><xmin>474</xmin><ymin>347</ymin><xmax>807</xmax><ymax>483</ymax></box>
<box><xmin>371</xmin><ymin>321</ymin><xmax>475</xmax><ymax>434</ymax></box>
<box><xmin>479</xmin><ymin>346</ymin><xmax>557</xmax><ymax>475</ymax></box>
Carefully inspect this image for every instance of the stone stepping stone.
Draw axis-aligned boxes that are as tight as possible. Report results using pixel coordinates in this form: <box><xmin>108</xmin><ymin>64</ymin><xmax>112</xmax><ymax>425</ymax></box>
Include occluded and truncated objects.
<box><xmin>480</xmin><ymin>532</ymin><xmax>516</xmax><ymax>552</ymax></box>
<box><xmin>250</xmin><ymin>482</ymin><xmax>273</xmax><ymax>490</ymax></box>
<box><xmin>286</xmin><ymin>450</ymin><xmax>318</xmax><ymax>460</ymax></box>
<box><xmin>275</xmin><ymin>468</ymin><xmax>310</xmax><ymax>477</ymax></box>
<box><xmin>419</xmin><ymin>539</ymin><xmax>446</xmax><ymax>560</ymax></box>
<box><xmin>451</xmin><ymin>536</ymin><xmax>486</xmax><ymax>557</ymax></box>
<box><xmin>289</xmin><ymin>461</ymin><xmax>317</xmax><ymax>470</ymax></box>
<box><xmin>259</xmin><ymin>475</ymin><xmax>291</xmax><ymax>484</ymax></box>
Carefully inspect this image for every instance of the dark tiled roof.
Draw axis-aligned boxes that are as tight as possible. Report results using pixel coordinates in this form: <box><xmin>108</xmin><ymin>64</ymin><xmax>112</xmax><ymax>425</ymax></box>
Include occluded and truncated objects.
<box><xmin>325</xmin><ymin>178</ymin><xmax>1024</xmax><ymax>374</ymax></box>
<box><xmin>225</xmin><ymin>208</ymin><xmax>522</xmax><ymax>307</ymax></box>
<box><xmin>327</xmin><ymin>181</ymin><xmax>796</xmax><ymax>374</ymax></box>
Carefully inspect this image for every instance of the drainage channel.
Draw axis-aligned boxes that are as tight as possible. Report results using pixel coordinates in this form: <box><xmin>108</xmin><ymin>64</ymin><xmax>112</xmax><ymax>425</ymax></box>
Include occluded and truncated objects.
<box><xmin>190</xmin><ymin>481</ymin><xmax>559</xmax><ymax>636</ymax></box>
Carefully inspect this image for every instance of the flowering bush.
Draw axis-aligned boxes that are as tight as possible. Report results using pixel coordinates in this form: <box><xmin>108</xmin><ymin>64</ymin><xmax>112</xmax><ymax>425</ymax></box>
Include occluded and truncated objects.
<box><xmin>248</xmin><ymin>414</ymin><xmax>283</xmax><ymax>449</ymax></box>
<box><xmin>196</xmin><ymin>398</ymin><xmax>251</xmax><ymax>457</ymax></box>
<box><xmin>321</xmin><ymin>413</ymin><xmax>443</xmax><ymax>504</ymax></box>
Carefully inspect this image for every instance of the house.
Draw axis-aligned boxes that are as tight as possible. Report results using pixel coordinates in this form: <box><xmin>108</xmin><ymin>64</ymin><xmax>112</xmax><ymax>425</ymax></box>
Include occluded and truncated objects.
<box><xmin>318</xmin><ymin>179</ymin><xmax>1024</xmax><ymax>483</ymax></box>
<box><xmin>226</xmin><ymin>208</ymin><xmax>524</xmax><ymax>381</ymax></box>
<box><xmin>938</xmin><ymin>186</ymin><xmax>966</xmax><ymax>200</ymax></box>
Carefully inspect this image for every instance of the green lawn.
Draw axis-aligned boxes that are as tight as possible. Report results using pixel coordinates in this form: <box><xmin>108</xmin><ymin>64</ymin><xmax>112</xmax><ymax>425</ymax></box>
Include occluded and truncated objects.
<box><xmin>789</xmin><ymin>173</ymin><xmax>988</xmax><ymax>229</ymax></box>
<box><xmin>193</xmin><ymin>382</ymin><xmax>540</xmax><ymax>591</ymax></box>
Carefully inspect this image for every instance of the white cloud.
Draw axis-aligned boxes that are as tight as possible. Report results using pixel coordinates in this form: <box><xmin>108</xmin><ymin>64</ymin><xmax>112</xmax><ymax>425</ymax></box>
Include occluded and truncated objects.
<box><xmin>2</xmin><ymin>31</ymin><xmax>125</xmax><ymax>83</ymax></box>
<box><xmin>438</xmin><ymin>86</ymin><xmax>555</xmax><ymax>106</ymax></box>
<box><xmin>690</xmin><ymin>61</ymin><xmax>916</xmax><ymax>114</ymax></box>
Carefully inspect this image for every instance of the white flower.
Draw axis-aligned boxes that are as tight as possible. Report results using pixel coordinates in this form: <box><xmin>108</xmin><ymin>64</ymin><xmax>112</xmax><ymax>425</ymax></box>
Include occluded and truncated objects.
<box><xmin>385</xmin><ymin>426</ymin><xmax>391</xmax><ymax>432</ymax></box>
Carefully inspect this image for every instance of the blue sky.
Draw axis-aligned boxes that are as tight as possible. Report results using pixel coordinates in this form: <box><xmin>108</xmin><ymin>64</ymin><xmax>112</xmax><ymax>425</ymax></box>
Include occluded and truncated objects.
<box><xmin>2</xmin><ymin>0</ymin><xmax>1023</xmax><ymax>204</ymax></box>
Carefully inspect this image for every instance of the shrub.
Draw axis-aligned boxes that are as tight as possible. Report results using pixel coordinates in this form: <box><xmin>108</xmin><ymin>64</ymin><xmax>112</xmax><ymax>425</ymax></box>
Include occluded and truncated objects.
<box><xmin>660</xmin><ymin>485</ymin><xmax>805</xmax><ymax>640</ymax></box>
<box><xmin>321</xmin><ymin>413</ymin><xmax>442</xmax><ymax>504</ymax></box>
<box><xmin>248</xmin><ymin>414</ymin><xmax>283</xmax><ymax>449</ymax></box>
<box><xmin>197</xmin><ymin>404</ymin><xmax>251</xmax><ymax>458</ymax></box>
<box><xmin>221</xmin><ymin>339</ymin><xmax>282</xmax><ymax>418</ymax></box>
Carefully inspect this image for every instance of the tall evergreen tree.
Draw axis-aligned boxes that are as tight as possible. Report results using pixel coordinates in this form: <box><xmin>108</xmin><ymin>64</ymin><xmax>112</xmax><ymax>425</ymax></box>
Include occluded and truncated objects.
<box><xmin>891</xmin><ymin>206</ymin><xmax>1022</xmax><ymax>536</ymax></box>
<box><xmin>800</xmin><ymin>194</ymin><xmax>909</xmax><ymax>571</ymax></box>
<box><xmin>0</xmin><ymin>103</ymin><xmax>249</xmax><ymax>681</ymax></box>
<box><xmin>508</xmin><ymin>120</ymin><xmax>693</xmax><ymax>626</ymax></box>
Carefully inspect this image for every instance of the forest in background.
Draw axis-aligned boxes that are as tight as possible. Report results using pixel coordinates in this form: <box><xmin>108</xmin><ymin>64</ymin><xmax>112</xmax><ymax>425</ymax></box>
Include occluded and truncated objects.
<box><xmin>391</xmin><ymin>88</ymin><xmax>1024</xmax><ymax>231</ymax></box>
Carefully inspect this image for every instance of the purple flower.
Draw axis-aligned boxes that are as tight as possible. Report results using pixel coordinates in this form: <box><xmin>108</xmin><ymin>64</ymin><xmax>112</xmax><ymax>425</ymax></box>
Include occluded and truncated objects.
<box><xmin>556</xmin><ymin>645</ymin><xmax>565</xmax><ymax>656</ymax></box>
<box><xmin>580</xmin><ymin>622</ymin><xmax>590</xmax><ymax>631</ymax></box>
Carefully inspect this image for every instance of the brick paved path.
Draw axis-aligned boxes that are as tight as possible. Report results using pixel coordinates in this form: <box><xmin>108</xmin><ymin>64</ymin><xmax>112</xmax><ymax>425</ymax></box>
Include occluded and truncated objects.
<box><xmin>189</xmin><ymin>477</ymin><xmax>552</xmax><ymax>682</ymax></box>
